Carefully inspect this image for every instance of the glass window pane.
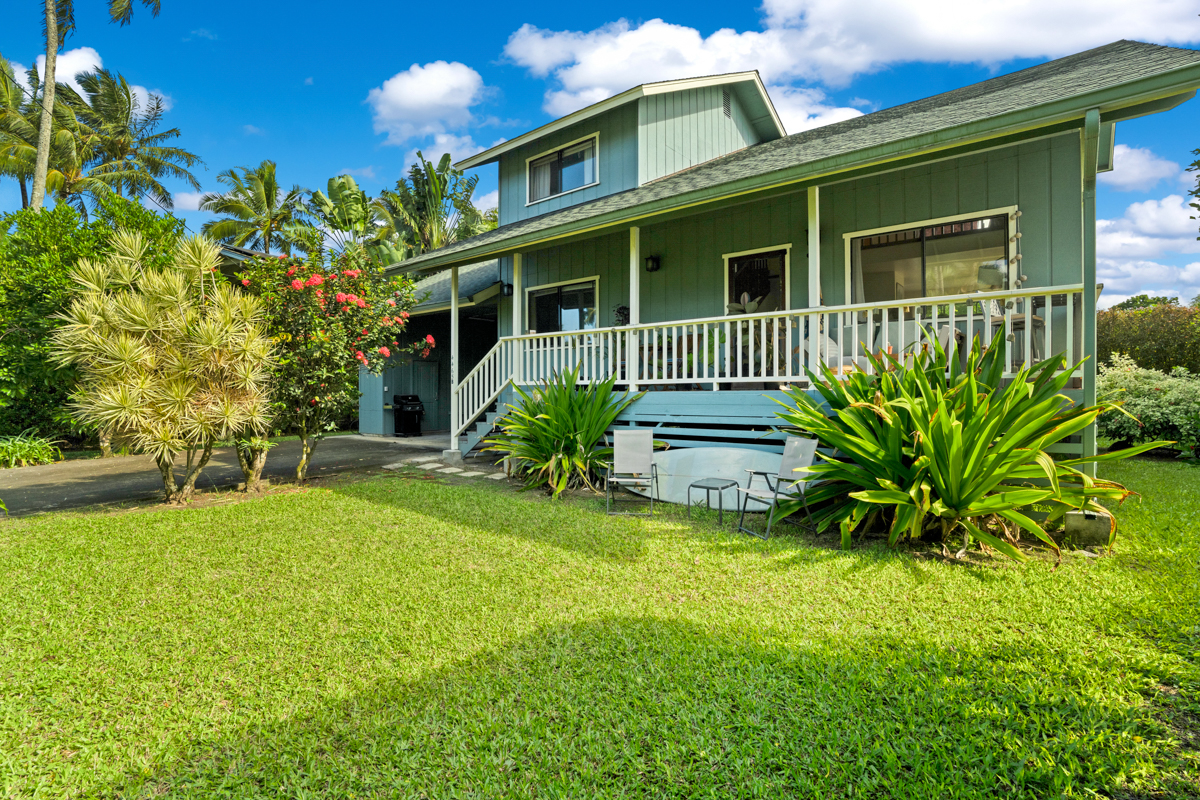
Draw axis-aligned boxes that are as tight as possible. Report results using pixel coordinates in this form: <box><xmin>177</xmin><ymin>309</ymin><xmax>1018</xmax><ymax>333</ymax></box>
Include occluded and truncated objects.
<box><xmin>560</xmin><ymin>141</ymin><xmax>595</xmax><ymax>193</ymax></box>
<box><xmin>728</xmin><ymin>250</ymin><xmax>785</xmax><ymax>312</ymax></box>
<box><xmin>559</xmin><ymin>283</ymin><xmax>596</xmax><ymax>331</ymax></box>
<box><xmin>529</xmin><ymin>155</ymin><xmax>555</xmax><ymax>202</ymax></box>
<box><xmin>529</xmin><ymin>287</ymin><xmax>560</xmax><ymax>333</ymax></box>
<box><xmin>924</xmin><ymin>215</ymin><xmax>1008</xmax><ymax>294</ymax></box>
<box><xmin>857</xmin><ymin>234</ymin><xmax>923</xmax><ymax>303</ymax></box>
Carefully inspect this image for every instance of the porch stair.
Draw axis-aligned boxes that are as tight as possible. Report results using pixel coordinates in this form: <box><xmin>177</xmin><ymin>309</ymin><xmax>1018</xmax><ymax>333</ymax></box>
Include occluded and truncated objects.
<box><xmin>457</xmin><ymin>386</ymin><xmax>516</xmax><ymax>457</ymax></box>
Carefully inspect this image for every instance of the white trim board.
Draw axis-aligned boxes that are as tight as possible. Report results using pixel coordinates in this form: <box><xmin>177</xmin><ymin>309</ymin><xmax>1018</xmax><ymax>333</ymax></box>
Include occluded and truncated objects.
<box><xmin>722</xmin><ymin>243</ymin><xmax>793</xmax><ymax>313</ymax></box>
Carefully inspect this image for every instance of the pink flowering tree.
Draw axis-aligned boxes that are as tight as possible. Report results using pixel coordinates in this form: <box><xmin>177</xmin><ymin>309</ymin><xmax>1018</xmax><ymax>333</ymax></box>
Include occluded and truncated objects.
<box><xmin>237</xmin><ymin>244</ymin><xmax>429</xmax><ymax>482</ymax></box>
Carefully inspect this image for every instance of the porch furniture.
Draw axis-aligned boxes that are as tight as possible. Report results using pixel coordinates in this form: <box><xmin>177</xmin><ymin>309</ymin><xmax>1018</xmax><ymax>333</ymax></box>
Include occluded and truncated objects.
<box><xmin>736</xmin><ymin>435</ymin><xmax>818</xmax><ymax>539</ymax></box>
<box><xmin>687</xmin><ymin>477</ymin><xmax>740</xmax><ymax>524</ymax></box>
<box><xmin>605</xmin><ymin>429</ymin><xmax>660</xmax><ymax>515</ymax></box>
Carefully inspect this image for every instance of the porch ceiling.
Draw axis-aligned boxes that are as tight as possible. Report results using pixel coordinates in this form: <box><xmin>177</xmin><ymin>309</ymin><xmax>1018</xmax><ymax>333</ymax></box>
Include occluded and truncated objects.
<box><xmin>393</xmin><ymin>40</ymin><xmax>1200</xmax><ymax>277</ymax></box>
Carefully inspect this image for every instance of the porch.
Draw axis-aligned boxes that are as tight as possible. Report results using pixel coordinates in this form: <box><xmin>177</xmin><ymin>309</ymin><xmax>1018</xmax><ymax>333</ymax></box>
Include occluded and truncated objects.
<box><xmin>451</xmin><ymin>282</ymin><xmax>1088</xmax><ymax>456</ymax></box>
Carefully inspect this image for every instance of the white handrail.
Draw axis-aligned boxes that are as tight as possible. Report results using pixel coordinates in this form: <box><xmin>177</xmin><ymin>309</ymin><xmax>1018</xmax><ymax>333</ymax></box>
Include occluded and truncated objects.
<box><xmin>450</xmin><ymin>283</ymin><xmax>1087</xmax><ymax>444</ymax></box>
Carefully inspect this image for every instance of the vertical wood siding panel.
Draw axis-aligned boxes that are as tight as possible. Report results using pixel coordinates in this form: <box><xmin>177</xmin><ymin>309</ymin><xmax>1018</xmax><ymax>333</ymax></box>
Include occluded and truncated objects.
<box><xmin>986</xmin><ymin>152</ymin><xmax>1019</xmax><ymax>209</ymax></box>
<box><xmin>929</xmin><ymin>162</ymin><xmax>959</xmax><ymax>219</ymax></box>
<box><xmin>1050</xmin><ymin>132</ymin><xmax>1083</xmax><ymax>286</ymax></box>
<box><xmin>878</xmin><ymin>179</ymin><xmax>906</xmax><ymax>228</ymax></box>
<box><xmin>957</xmin><ymin>157</ymin><xmax>989</xmax><ymax>211</ymax></box>
<box><xmin>1016</xmin><ymin>140</ymin><xmax>1052</xmax><ymax>288</ymax></box>
<box><xmin>903</xmin><ymin>169</ymin><xmax>931</xmax><ymax>222</ymax></box>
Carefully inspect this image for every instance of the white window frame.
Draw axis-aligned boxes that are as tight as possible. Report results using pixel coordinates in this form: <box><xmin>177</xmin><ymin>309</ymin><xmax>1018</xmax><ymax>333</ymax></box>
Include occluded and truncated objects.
<box><xmin>524</xmin><ymin>274</ymin><xmax>601</xmax><ymax>335</ymax></box>
<box><xmin>842</xmin><ymin>206</ymin><xmax>1018</xmax><ymax>304</ymax></box>
<box><xmin>722</xmin><ymin>244</ymin><xmax>793</xmax><ymax>313</ymax></box>
<box><xmin>526</xmin><ymin>133</ymin><xmax>601</xmax><ymax>207</ymax></box>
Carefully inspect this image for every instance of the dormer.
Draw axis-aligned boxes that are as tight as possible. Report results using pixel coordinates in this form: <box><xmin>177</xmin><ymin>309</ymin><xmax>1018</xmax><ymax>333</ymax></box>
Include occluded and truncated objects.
<box><xmin>456</xmin><ymin>72</ymin><xmax>785</xmax><ymax>226</ymax></box>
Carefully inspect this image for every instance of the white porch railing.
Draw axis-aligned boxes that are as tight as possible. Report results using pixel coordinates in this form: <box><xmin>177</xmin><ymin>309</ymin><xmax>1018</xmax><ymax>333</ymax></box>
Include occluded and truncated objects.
<box><xmin>452</xmin><ymin>283</ymin><xmax>1086</xmax><ymax>440</ymax></box>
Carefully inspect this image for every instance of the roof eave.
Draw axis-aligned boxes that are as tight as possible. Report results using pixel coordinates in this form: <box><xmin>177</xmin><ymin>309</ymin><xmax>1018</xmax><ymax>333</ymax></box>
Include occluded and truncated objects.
<box><xmin>408</xmin><ymin>61</ymin><xmax>1200</xmax><ymax>275</ymax></box>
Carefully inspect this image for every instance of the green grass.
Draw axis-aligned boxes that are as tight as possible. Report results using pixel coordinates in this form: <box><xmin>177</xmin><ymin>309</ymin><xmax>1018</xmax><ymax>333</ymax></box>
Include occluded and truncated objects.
<box><xmin>0</xmin><ymin>460</ymin><xmax>1197</xmax><ymax>798</ymax></box>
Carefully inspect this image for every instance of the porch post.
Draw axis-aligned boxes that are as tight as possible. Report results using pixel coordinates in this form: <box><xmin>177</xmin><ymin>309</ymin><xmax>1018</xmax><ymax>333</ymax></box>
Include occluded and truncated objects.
<box><xmin>628</xmin><ymin>227</ymin><xmax>640</xmax><ymax>391</ymax></box>
<box><xmin>450</xmin><ymin>264</ymin><xmax>460</xmax><ymax>438</ymax></box>
<box><xmin>1081</xmin><ymin>108</ymin><xmax>1100</xmax><ymax>476</ymax></box>
<box><xmin>807</xmin><ymin>186</ymin><xmax>821</xmax><ymax>307</ymax></box>
<box><xmin>512</xmin><ymin>252</ymin><xmax>523</xmax><ymax>385</ymax></box>
<box><xmin>628</xmin><ymin>226</ymin><xmax>641</xmax><ymax>325</ymax></box>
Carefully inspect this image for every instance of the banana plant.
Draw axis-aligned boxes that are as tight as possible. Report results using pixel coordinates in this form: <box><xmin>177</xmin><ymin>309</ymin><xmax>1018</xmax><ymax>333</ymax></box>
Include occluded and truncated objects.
<box><xmin>308</xmin><ymin>174</ymin><xmax>377</xmax><ymax>253</ymax></box>
<box><xmin>773</xmin><ymin>336</ymin><xmax>1166</xmax><ymax>558</ymax></box>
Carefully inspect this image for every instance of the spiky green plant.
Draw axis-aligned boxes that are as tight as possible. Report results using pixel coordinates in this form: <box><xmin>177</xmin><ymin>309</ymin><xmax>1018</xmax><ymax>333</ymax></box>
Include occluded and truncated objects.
<box><xmin>51</xmin><ymin>231</ymin><xmax>273</xmax><ymax>502</ymax></box>
<box><xmin>485</xmin><ymin>366</ymin><xmax>643</xmax><ymax>498</ymax></box>
<box><xmin>773</xmin><ymin>338</ymin><xmax>1166</xmax><ymax>558</ymax></box>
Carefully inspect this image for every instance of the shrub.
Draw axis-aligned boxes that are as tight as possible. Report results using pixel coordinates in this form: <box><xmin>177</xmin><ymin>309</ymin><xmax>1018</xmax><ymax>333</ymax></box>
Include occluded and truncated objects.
<box><xmin>51</xmin><ymin>232</ymin><xmax>273</xmax><ymax>503</ymax></box>
<box><xmin>0</xmin><ymin>195</ymin><xmax>184</xmax><ymax>442</ymax></box>
<box><xmin>485</xmin><ymin>366</ymin><xmax>642</xmax><ymax>498</ymax></box>
<box><xmin>234</xmin><ymin>244</ymin><xmax>425</xmax><ymax>482</ymax></box>
<box><xmin>772</xmin><ymin>340</ymin><xmax>1163</xmax><ymax>558</ymax></box>
<box><xmin>1097</xmin><ymin>303</ymin><xmax>1200</xmax><ymax>374</ymax></box>
<box><xmin>0</xmin><ymin>430</ymin><xmax>62</xmax><ymax>468</ymax></box>
<box><xmin>1097</xmin><ymin>353</ymin><xmax>1200</xmax><ymax>456</ymax></box>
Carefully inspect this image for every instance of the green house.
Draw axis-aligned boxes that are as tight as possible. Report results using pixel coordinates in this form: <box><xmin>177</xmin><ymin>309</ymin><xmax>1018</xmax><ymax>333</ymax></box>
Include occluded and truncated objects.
<box><xmin>359</xmin><ymin>40</ymin><xmax>1200</xmax><ymax>463</ymax></box>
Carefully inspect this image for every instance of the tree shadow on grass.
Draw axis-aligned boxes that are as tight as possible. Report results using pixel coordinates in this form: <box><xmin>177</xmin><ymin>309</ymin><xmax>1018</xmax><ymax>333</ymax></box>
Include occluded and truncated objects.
<box><xmin>106</xmin><ymin>616</ymin><xmax>1188</xmax><ymax>799</ymax></box>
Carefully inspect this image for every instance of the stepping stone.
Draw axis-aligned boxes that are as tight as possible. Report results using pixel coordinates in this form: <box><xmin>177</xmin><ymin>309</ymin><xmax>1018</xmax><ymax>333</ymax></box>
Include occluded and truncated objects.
<box><xmin>459</xmin><ymin>471</ymin><xmax>486</xmax><ymax>478</ymax></box>
<box><xmin>381</xmin><ymin>462</ymin><xmax>409</xmax><ymax>470</ymax></box>
<box><xmin>408</xmin><ymin>455</ymin><xmax>441</xmax><ymax>463</ymax></box>
<box><xmin>487</xmin><ymin>473</ymin><xmax>507</xmax><ymax>480</ymax></box>
<box><xmin>421</xmin><ymin>463</ymin><xmax>444</xmax><ymax>470</ymax></box>
<box><xmin>437</xmin><ymin>467</ymin><xmax>464</xmax><ymax>474</ymax></box>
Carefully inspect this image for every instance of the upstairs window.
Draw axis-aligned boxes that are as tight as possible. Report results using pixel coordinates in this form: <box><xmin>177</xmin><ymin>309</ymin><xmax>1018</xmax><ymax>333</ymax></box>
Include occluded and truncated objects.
<box><xmin>849</xmin><ymin>212</ymin><xmax>1011</xmax><ymax>303</ymax></box>
<box><xmin>528</xmin><ymin>136</ymin><xmax>598</xmax><ymax>204</ymax></box>
<box><xmin>527</xmin><ymin>279</ymin><xmax>597</xmax><ymax>334</ymax></box>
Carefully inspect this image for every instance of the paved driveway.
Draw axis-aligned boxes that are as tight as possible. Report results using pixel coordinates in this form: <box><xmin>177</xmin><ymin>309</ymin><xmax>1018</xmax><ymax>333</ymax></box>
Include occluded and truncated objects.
<box><xmin>0</xmin><ymin>434</ymin><xmax>449</xmax><ymax>516</ymax></box>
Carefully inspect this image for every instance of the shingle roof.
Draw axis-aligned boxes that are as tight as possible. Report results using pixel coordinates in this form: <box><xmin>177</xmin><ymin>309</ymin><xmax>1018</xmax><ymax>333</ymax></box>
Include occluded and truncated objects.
<box><xmin>399</xmin><ymin>40</ymin><xmax>1200</xmax><ymax>274</ymax></box>
<box><xmin>410</xmin><ymin>259</ymin><xmax>499</xmax><ymax>312</ymax></box>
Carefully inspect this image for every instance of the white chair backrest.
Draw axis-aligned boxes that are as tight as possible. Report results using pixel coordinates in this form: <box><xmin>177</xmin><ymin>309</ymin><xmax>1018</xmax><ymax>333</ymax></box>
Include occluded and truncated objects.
<box><xmin>613</xmin><ymin>429</ymin><xmax>653</xmax><ymax>474</ymax></box>
<box><xmin>778</xmin><ymin>436</ymin><xmax>818</xmax><ymax>485</ymax></box>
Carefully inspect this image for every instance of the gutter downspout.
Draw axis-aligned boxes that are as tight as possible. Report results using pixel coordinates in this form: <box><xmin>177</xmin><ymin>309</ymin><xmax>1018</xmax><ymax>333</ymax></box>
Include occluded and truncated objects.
<box><xmin>1081</xmin><ymin>108</ymin><xmax>1100</xmax><ymax>477</ymax></box>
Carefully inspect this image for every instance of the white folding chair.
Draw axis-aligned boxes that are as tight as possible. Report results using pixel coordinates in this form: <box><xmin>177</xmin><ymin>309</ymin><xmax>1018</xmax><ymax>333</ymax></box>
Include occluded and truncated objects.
<box><xmin>736</xmin><ymin>436</ymin><xmax>818</xmax><ymax>539</ymax></box>
<box><xmin>605</xmin><ymin>429</ymin><xmax>659</xmax><ymax>515</ymax></box>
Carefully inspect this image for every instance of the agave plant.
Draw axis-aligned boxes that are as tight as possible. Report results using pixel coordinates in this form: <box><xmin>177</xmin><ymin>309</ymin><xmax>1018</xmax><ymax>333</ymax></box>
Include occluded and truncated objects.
<box><xmin>485</xmin><ymin>366</ymin><xmax>643</xmax><ymax>498</ymax></box>
<box><xmin>51</xmin><ymin>231</ymin><xmax>274</xmax><ymax>503</ymax></box>
<box><xmin>773</xmin><ymin>338</ymin><xmax>1165</xmax><ymax>558</ymax></box>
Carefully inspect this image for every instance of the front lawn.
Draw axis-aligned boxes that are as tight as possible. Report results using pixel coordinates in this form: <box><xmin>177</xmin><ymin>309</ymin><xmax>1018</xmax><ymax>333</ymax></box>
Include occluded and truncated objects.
<box><xmin>1</xmin><ymin>459</ymin><xmax>1197</xmax><ymax>798</ymax></box>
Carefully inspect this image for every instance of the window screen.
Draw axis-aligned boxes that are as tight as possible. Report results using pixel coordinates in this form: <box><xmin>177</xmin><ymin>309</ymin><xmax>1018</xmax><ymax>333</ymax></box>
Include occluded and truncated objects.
<box><xmin>527</xmin><ymin>281</ymin><xmax>597</xmax><ymax>333</ymax></box>
<box><xmin>850</xmin><ymin>215</ymin><xmax>1009</xmax><ymax>303</ymax></box>
<box><xmin>728</xmin><ymin>250</ymin><xmax>786</xmax><ymax>313</ymax></box>
<box><xmin>528</xmin><ymin>138</ymin><xmax>598</xmax><ymax>203</ymax></box>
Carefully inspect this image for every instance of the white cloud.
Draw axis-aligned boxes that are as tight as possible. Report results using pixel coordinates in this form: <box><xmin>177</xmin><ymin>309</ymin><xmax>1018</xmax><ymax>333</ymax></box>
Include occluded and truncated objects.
<box><xmin>338</xmin><ymin>166</ymin><xmax>377</xmax><ymax>181</ymax></box>
<box><xmin>768</xmin><ymin>85</ymin><xmax>862</xmax><ymax>133</ymax></box>
<box><xmin>367</xmin><ymin>61</ymin><xmax>486</xmax><ymax>146</ymax></box>
<box><xmin>243</xmin><ymin>124</ymin><xmax>264</xmax><ymax>136</ymax></box>
<box><xmin>131</xmin><ymin>85</ymin><xmax>173</xmax><ymax>112</ymax></box>
<box><xmin>405</xmin><ymin>133</ymin><xmax>485</xmax><ymax>170</ymax></box>
<box><xmin>14</xmin><ymin>48</ymin><xmax>171</xmax><ymax>113</ymax></box>
<box><xmin>1095</xmin><ymin>191</ymin><xmax>1200</xmax><ymax>307</ymax></box>
<box><xmin>173</xmin><ymin>191</ymin><xmax>206</xmax><ymax>211</ymax></box>
<box><xmin>1098</xmin><ymin>145</ymin><xmax>1181</xmax><ymax>192</ymax></box>
<box><xmin>1097</xmin><ymin>194</ymin><xmax>1200</xmax><ymax>260</ymax></box>
<box><xmin>474</xmin><ymin>189</ymin><xmax>498</xmax><ymax>212</ymax></box>
<box><xmin>190</xmin><ymin>28</ymin><xmax>217</xmax><ymax>40</ymax></box>
<box><xmin>506</xmin><ymin>6</ymin><xmax>1200</xmax><ymax>126</ymax></box>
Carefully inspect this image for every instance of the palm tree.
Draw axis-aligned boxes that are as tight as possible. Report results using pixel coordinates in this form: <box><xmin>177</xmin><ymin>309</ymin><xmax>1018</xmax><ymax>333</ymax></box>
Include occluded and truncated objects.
<box><xmin>30</xmin><ymin>0</ymin><xmax>161</xmax><ymax>211</ymax></box>
<box><xmin>372</xmin><ymin>152</ymin><xmax>492</xmax><ymax>261</ymax></box>
<box><xmin>60</xmin><ymin>68</ymin><xmax>202</xmax><ymax>208</ymax></box>
<box><xmin>0</xmin><ymin>58</ymin><xmax>38</xmax><ymax>207</ymax></box>
<box><xmin>199</xmin><ymin>160</ymin><xmax>308</xmax><ymax>255</ymax></box>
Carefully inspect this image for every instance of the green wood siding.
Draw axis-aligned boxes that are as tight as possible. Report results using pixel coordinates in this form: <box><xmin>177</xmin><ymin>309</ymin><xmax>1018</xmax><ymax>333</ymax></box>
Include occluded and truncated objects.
<box><xmin>497</xmin><ymin>104</ymin><xmax>639</xmax><ymax>226</ymax></box>
<box><xmin>819</xmin><ymin>132</ymin><xmax>1082</xmax><ymax>304</ymax></box>
<box><xmin>638</xmin><ymin>87</ymin><xmax>759</xmax><ymax>184</ymax></box>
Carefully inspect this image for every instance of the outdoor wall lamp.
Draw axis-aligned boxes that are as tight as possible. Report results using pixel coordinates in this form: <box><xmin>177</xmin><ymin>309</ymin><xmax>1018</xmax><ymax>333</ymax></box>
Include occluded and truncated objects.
<box><xmin>644</xmin><ymin>256</ymin><xmax>661</xmax><ymax>272</ymax></box>
<box><xmin>501</xmin><ymin>283</ymin><xmax>514</xmax><ymax>296</ymax></box>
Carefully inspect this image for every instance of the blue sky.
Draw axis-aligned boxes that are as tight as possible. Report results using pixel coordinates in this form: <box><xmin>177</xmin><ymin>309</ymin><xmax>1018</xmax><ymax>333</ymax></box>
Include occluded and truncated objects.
<box><xmin>3</xmin><ymin>0</ymin><xmax>1200</xmax><ymax>306</ymax></box>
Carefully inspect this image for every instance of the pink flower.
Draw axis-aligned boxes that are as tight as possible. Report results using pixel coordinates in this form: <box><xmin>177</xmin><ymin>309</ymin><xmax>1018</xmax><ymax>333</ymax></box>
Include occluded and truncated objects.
<box><xmin>241</xmin><ymin>279</ymin><xmax>250</xmax><ymax>286</ymax></box>
<box><xmin>277</xmin><ymin>255</ymin><xmax>286</xmax><ymax>260</ymax></box>
<box><xmin>305</xmin><ymin>274</ymin><xmax>324</xmax><ymax>287</ymax></box>
<box><xmin>286</xmin><ymin>267</ymin><xmax>296</xmax><ymax>276</ymax></box>
<box><xmin>425</xmin><ymin>334</ymin><xmax>435</xmax><ymax>346</ymax></box>
<box><xmin>343</xmin><ymin>269</ymin><xmax>361</xmax><ymax>278</ymax></box>
<box><xmin>356</xmin><ymin>298</ymin><xmax>367</xmax><ymax>308</ymax></box>
<box><xmin>385</xmin><ymin>298</ymin><xmax>396</xmax><ymax>306</ymax></box>
<box><xmin>378</xmin><ymin>346</ymin><xmax>391</xmax><ymax>357</ymax></box>
<box><xmin>362</xmin><ymin>328</ymin><xmax>369</xmax><ymax>335</ymax></box>
<box><xmin>341</xmin><ymin>306</ymin><xmax>349</xmax><ymax>312</ymax></box>
<box><xmin>336</xmin><ymin>292</ymin><xmax>347</xmax><ymax>303</ymax></box>
<box><xmin>311</xmin><ymin>398</ymin><xmax>318</xmax><ymax>405</ymax></box>
<box><xmin>291</xmin><ymin>279</ymin><xmax>304</xmax><ymax>291</ymax></box>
